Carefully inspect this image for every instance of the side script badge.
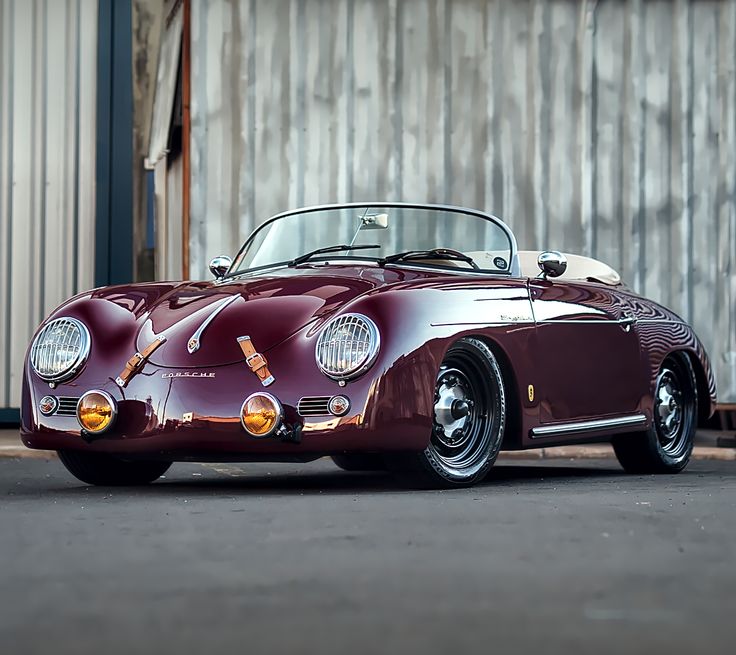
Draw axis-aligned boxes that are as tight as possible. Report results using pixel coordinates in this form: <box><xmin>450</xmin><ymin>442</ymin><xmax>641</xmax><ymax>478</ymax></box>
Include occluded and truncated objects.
<box><xmin>162</xmin><ymin>372</ymin><xmax>216</xmax><ymax>379</ymax></box>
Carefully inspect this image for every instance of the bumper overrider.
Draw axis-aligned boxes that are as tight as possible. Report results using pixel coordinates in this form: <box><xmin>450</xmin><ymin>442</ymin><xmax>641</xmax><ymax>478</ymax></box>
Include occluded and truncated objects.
<box><xmin>21</xmin><ymin>314</ymin><xmax>435</xmax><ymax>460</ymax></box>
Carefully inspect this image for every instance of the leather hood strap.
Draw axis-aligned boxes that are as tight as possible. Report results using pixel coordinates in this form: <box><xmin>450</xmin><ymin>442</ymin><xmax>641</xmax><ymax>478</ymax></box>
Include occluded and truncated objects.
<box><xmin>237</xmin><ymin>336</ymin><xmax>275</xmax><ymax>387</ymax></box>
<box><xmin>116</xmin><ymin>336</ymin><xmax>167</xmax><ymax>388</ymax></box>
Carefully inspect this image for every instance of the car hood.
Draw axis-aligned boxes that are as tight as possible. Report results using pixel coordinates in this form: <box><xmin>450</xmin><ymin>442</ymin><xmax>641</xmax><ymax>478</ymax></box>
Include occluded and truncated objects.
<box><xmin>133</xmin><ymin>265</ymin><xmax>413</xmax><ymax>368</ymax></box>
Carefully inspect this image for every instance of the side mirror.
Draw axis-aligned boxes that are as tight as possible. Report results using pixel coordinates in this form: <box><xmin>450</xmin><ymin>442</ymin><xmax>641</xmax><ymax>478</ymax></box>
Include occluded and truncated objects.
<box><xmin>537</xmin><ymin>251</ymin><xmax>567</xmax><ymax>279</ymax></box>
<box><xmin>209</xmin><ymin>255</ymin><xmax>232</xmax><ymax>279</ymax></box>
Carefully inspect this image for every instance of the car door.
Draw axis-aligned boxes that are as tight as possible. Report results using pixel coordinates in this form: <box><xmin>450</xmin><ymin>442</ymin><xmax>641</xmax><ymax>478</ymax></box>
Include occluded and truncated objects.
<box><xmin>529</xmin><ymin>278</ymin><xmax>646</xmax><ymax>423</ymax></box>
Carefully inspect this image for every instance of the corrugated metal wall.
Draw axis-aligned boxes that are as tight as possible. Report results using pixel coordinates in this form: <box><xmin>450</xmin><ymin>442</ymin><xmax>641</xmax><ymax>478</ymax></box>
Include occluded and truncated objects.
<box><xmin>0</xmin><ymin>0</ymin><xmax>98</xmax><ymax>410</ymax></box>
<box><xmin>190</xmin><ymin>0</ymin><xmax>736</xmax><ymax>402</ymax></box>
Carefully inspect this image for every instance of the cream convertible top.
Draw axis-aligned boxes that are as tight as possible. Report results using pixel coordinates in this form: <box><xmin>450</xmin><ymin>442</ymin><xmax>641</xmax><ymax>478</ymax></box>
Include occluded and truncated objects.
<box><xmin>458</xmin><ymin>250</ymin><xmax>622</xmax><ymax>286</ymax></box>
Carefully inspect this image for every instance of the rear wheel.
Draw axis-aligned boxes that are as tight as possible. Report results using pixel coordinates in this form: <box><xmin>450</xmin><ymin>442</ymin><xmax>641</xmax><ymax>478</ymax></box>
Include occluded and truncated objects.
<box><xmin>613</xmin><ymin>354</ymin><xmax>697</xmax><ymax>474</ymax></box>
<box><xmin>387</xmin><ymin>337</ymin><xmax>506</xmax><ymax>488</ymax></box>
<box><xmin>57</xmin><ymin>450</ymin><xmax>171</xmax><ymax>486</ymax></box>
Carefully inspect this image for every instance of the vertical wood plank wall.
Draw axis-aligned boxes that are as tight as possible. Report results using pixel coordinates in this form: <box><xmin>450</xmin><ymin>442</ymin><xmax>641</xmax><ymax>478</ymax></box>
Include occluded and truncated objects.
<box><xmin>0</xmin><ymin>0</ymin><xmax>98</xmax><ymax>409</ymax></box>
<box><xmin>189</xmin><ymin>0</ymin><xmax>735</xmax><ymax>403</ymax></box>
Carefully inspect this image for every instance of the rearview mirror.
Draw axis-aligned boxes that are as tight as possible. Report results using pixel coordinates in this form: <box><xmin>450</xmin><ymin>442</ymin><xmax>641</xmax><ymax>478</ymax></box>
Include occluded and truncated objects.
<box><xmin>537</xmin><ymin>251</ymin><xmax>567</xmax><ymax>279</ymax></box>
<box><xmin>209</xmin><ymin>255</ymin><xmax>233</xmax><ymax>279</ymax></box>
<box><xmin>360</xmin><ymin>213</ymin><xmax>389</xmax><ymax>230</ymax></box>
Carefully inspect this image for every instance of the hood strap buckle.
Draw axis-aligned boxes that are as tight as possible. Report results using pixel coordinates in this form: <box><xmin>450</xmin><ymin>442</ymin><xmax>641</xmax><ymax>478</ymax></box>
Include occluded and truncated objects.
<box><xmin>116</xmin><ymin>335</ymin><xmax>167</xmax><ymax>388</ymax></box>
<box><xmin>237</xmin><ymin>336</ymin><xmax>275</xmax><ymax>387</ymax></box>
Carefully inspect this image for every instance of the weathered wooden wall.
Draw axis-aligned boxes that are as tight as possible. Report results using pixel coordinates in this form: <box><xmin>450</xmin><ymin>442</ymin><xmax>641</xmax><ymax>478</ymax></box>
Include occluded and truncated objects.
<box><xmin>190</xmin><ymin>0</ymin><xmax>736</xmax><ymax>402</ymax></box>
<box><xmin>0</xmin><ymin>0</ymin><xmax>98</xmax><ymax>410</ymax></box>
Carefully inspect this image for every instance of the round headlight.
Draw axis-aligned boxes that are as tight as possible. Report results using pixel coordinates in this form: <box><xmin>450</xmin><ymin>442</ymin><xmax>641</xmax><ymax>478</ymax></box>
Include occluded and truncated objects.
<box><xmin>77</xmin><ymin>390</ymin><xmax>117</xmax><ymax>434</ymax></box>
<box><xmin>240</xmin><ymin>393</ymin><xmax>283</xmax><ymax>437</ymax></box>
<box><xmin>315</xmin><ymin>313</ymin><xmax>380</xmax><ymax>380</ymax></box>
<box><xmin>30</xmin><ymin>317</ymin><xmax>90</xmax><ymax>383</ymax></box>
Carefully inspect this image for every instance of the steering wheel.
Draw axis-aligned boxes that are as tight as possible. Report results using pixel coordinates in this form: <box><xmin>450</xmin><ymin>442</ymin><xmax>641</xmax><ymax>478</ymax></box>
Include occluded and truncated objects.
<box><xmin>398</xmin><ymin>248</ymin><xmax>480</xmax><ymax>270</ymax></box>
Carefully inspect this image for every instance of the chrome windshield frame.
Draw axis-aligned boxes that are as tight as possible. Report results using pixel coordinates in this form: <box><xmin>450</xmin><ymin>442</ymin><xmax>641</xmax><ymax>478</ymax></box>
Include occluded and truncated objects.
<box><xmin>225</xmin><ymin>202</ymin><xmax>519</xmax><ymax>279</ymax></box>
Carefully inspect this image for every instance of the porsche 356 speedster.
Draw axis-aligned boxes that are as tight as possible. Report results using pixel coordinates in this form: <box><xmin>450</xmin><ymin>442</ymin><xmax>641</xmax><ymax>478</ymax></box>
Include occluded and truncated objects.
<box><xmin>21</xmin><ymin>203</ymin><xmax>717</xmax><ymax>487</ymax></box>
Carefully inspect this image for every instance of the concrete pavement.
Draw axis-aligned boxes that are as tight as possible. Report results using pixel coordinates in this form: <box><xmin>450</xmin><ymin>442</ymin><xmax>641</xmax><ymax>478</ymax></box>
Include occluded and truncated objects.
<box><xmin>1</xmin><ymin>456</ymin><xmax>735</xmax><ymax>655</ymax></box>
<box><xmin>0</xmin><ymin>429</ymin><xmax>53</xmax><ymax>459</ymax></box>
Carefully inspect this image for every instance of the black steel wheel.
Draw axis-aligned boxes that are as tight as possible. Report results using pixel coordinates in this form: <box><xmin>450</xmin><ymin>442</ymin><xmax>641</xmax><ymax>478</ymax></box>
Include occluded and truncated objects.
<box><xmin>57</xmin><ymin>450</ymin><xmax>172</xmax><ymax>486</ymax></box>
<box><xmin>613</xmin><ymin>353</ymin><xmax>697</xmax><ymax>474</ymax></box>
<box><xmin>387</xmin><ymin>337</ymin><xmax>506</xmax><ymax>488</ymax></box>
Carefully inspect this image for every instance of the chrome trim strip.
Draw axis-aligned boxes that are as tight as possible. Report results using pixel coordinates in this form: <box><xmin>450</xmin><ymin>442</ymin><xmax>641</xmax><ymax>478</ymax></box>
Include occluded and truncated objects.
<box><xmin>430</xmin><ymin>321</ymin><xmax>535</xmax><ymax>327</ymax></box>
<box><xmin>187</xmin><ymin>295</ymin><xmax>239</xmax><ymax>354</ymax></box>
<box><xmin>530</xmin><ymin>413</ymin><xmax>647</xmax><ymax>439</ymax></box>
<box><xmin>56</xmin><ymin>396</ymin><xmax>81</xmax><ymax>417</ymax></box>
<box><xmin>636</xmin><ymin>319</ymin><xmax>686</xmax><ymax>325</ymax></box>
<box><xmin>534</xmin><ymin>318</ymin><xmax>632</xmax><ymax>325</ymax></box>
<box><xmin>534</xmin><ymin>318</ymin><xmax>684</xmax><ymax>326</ymax></box>
<box><xmin>297</xmin><ymin>395</ymin><xmax>351</xmax><ymax>417</ymax></box>
<box><xmin>297</xmin><ymin>396</ymin><xmax>331</xmax><ymax>416</ymax></box>
<box><xmin>537</xmin><ymin>319</ymin><xmax>618</xmax><ymax>324</ymax></box>
<box><xmin>536</xmin><ymin>316</ymin><xmax>690</xmax><ymax>329</ymax></box>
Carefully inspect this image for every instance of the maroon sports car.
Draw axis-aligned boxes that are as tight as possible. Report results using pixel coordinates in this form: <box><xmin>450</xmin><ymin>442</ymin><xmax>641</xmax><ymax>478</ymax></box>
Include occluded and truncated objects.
<box><xmin>21</xmin><ymin>203</ymin><xmax>716</xmax><ymax>487</ymax></box>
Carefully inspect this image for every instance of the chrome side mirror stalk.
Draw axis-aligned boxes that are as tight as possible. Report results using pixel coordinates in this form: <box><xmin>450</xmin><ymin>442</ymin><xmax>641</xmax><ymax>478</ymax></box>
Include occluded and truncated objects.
<box><xmin>537</xmin><ymin>251</ymin><xmax>567</xmax><ymax>279</ymax></box>
<box><xmin>209</xmin><ymin>255</ymin><xmax>233</xmax><ymax>280</ymax></box>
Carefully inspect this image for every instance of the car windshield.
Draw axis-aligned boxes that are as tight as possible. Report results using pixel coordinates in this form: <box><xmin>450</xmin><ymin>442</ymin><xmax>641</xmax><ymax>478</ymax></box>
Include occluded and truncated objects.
<box><xmin>228</xmin><ymin>204</ymin><xmax>516</xmax><ymax>276</ymax></box>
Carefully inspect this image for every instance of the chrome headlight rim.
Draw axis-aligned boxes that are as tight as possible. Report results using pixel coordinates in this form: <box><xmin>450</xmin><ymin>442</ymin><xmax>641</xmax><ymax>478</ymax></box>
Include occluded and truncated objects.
<box><xmin>30</xmin><ymin>317</ymin><xmax>91</xmax><ymax>383</ymax></box>
<box><xmin>315</xmin><ymin>312</ymin><xmax>381</xmax><ymax>381</ymax></box>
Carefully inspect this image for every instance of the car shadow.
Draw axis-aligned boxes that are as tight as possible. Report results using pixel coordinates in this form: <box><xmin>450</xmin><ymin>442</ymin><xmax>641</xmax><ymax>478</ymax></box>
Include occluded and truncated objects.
<box><xmin>484</xmin><ymin>462</ymin><xmax>625</xmax><ymax>484</ymax></box>
<box><xmin>14</xmin><ymin>459</ymin><xmax>631</xmax><ymax>499</ymax></box>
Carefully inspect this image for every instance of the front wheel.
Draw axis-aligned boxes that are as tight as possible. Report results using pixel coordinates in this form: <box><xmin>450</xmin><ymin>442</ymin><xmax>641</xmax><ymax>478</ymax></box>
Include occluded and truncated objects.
<box><xmin>57</xmin><ymin>450</ymin><xmax>172</xmax><ymax>486</ymax></box>
<box><xmin>613</xmin><ymin>354</ymin><xmax>698</xmax><ymax>474</ymax></box>
<box><xmin>387</xmin><ymin>337</ymin><xmax>506</xmax><ymax>488</ymax></box>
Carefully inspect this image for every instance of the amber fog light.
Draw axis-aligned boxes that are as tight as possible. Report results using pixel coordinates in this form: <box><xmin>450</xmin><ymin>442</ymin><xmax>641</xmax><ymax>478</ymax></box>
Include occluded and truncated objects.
<box><xmin>77</xmin><ymin>390</ymin><xmax>117</xmax><ymax>434</ymax></box>
<box><xmin>240</xmin><ymin>392</ymin><xmax>282</xmax><ymax>437</ymax></box>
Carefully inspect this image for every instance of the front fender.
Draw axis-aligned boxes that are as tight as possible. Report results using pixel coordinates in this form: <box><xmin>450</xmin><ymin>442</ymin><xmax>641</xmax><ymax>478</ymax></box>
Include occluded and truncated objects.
<box><xmin>308</xmin><ymin>281</ymin><xmax>537</xmax><ymax>448</ymax></box>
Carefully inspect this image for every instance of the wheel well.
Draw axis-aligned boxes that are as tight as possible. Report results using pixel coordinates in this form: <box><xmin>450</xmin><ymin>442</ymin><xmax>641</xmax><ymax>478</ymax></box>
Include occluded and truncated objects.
<box><xmin>674</xmin><ymin>350</ymin><xmax>713</xmax><ymax>425</ymax></box>
<box><xmin>469</xmin><ymin>335</ymin><xmax>522</xmax><ymax>449</ymax></box>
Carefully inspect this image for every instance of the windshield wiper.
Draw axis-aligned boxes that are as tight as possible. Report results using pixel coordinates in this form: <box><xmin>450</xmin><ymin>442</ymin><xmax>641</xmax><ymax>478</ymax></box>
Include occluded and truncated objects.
<box><xmin>288</xmin><ymin>244</ymin><xmax>381</xmax><ymax>267</ymax></box>
<box><xmin>379</xmin><ymin>248</ymin><xmax>479</xmax><ymax>270</ymax></box>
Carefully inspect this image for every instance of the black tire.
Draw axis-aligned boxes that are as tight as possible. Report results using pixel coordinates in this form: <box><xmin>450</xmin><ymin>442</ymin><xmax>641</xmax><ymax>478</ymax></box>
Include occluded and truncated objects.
<box><xmin>613</xmin><ymin>354</ymin><xmax>697</xmax><ymax>474</ymax></box>
<box><xmin>57</xmin><ymin>450</ymin><xmax>171</xmax><ymax>486</ymax></box>
<box><xmin>386</xmin><ymin>337</ymin><xmax>506</xmax><ymax>488</ymax></box>
<box><xmin>331</xmin><ymin>454</ymin><xmax>386</xmax><ymax>472</ymax></box>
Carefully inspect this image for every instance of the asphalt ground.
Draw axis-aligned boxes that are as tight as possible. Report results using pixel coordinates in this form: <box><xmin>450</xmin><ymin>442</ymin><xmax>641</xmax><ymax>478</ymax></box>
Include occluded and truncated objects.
<box><xmin>1</xmin><ymin>455</ymin><xmax>735</xmax><ymax>655</ymax></box>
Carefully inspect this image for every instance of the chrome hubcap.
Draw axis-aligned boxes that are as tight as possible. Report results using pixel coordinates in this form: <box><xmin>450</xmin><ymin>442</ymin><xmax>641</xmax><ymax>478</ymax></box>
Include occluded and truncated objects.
<box><xmin>652</xmin><ymin>365</ymin><xmax>694</xmax><ymax>460</ymax></box>
<box><xmin>655</xmin><ymin>370</ymin><xmax>682</xmax><ymax>443</ymax></box>
<box><xmin>433</xmin><ymin>368</ymin><xmax>474</xmax><ymax>449</ymax></box>
<box><xmin>428</xmin><ymin>360</ymin><xmax>494</xmax><ymax>477</ymax></box>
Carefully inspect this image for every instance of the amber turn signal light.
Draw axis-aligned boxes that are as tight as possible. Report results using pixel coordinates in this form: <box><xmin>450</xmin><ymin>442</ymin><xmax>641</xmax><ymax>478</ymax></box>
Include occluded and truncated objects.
<box><xmin>39</xmin><ymin>395</ymin><xmax>59</xmax><ymax>416</ymax></box>
<box><xmin>77</xmin><ymin>390</ymin><xmax>117</xmax><ymax>434</ymax></box>
<box><xmin>240</xmin><ymin>392</ymin><xmax>282</xmax><ymax>437</ymax></box>
<box><xmin>328</xmin><ymin>395</ymin><xmax>350</xmax><ymax>416</ymax></box>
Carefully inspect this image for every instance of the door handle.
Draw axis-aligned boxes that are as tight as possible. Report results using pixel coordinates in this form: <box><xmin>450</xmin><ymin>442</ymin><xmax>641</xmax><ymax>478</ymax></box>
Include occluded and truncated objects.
<box><xmin>619</xmin><ymin>314</ymin><xmax>637</xmax><ymax>332</ymax></box>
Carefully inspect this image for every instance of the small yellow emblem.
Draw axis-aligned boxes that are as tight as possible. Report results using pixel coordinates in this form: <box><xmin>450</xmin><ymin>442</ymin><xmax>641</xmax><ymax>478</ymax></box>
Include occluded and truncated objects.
<box><xmin>528</xmin><ymin>384</ymin><xmax>535</xmax><ymax>403</ymax></box>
